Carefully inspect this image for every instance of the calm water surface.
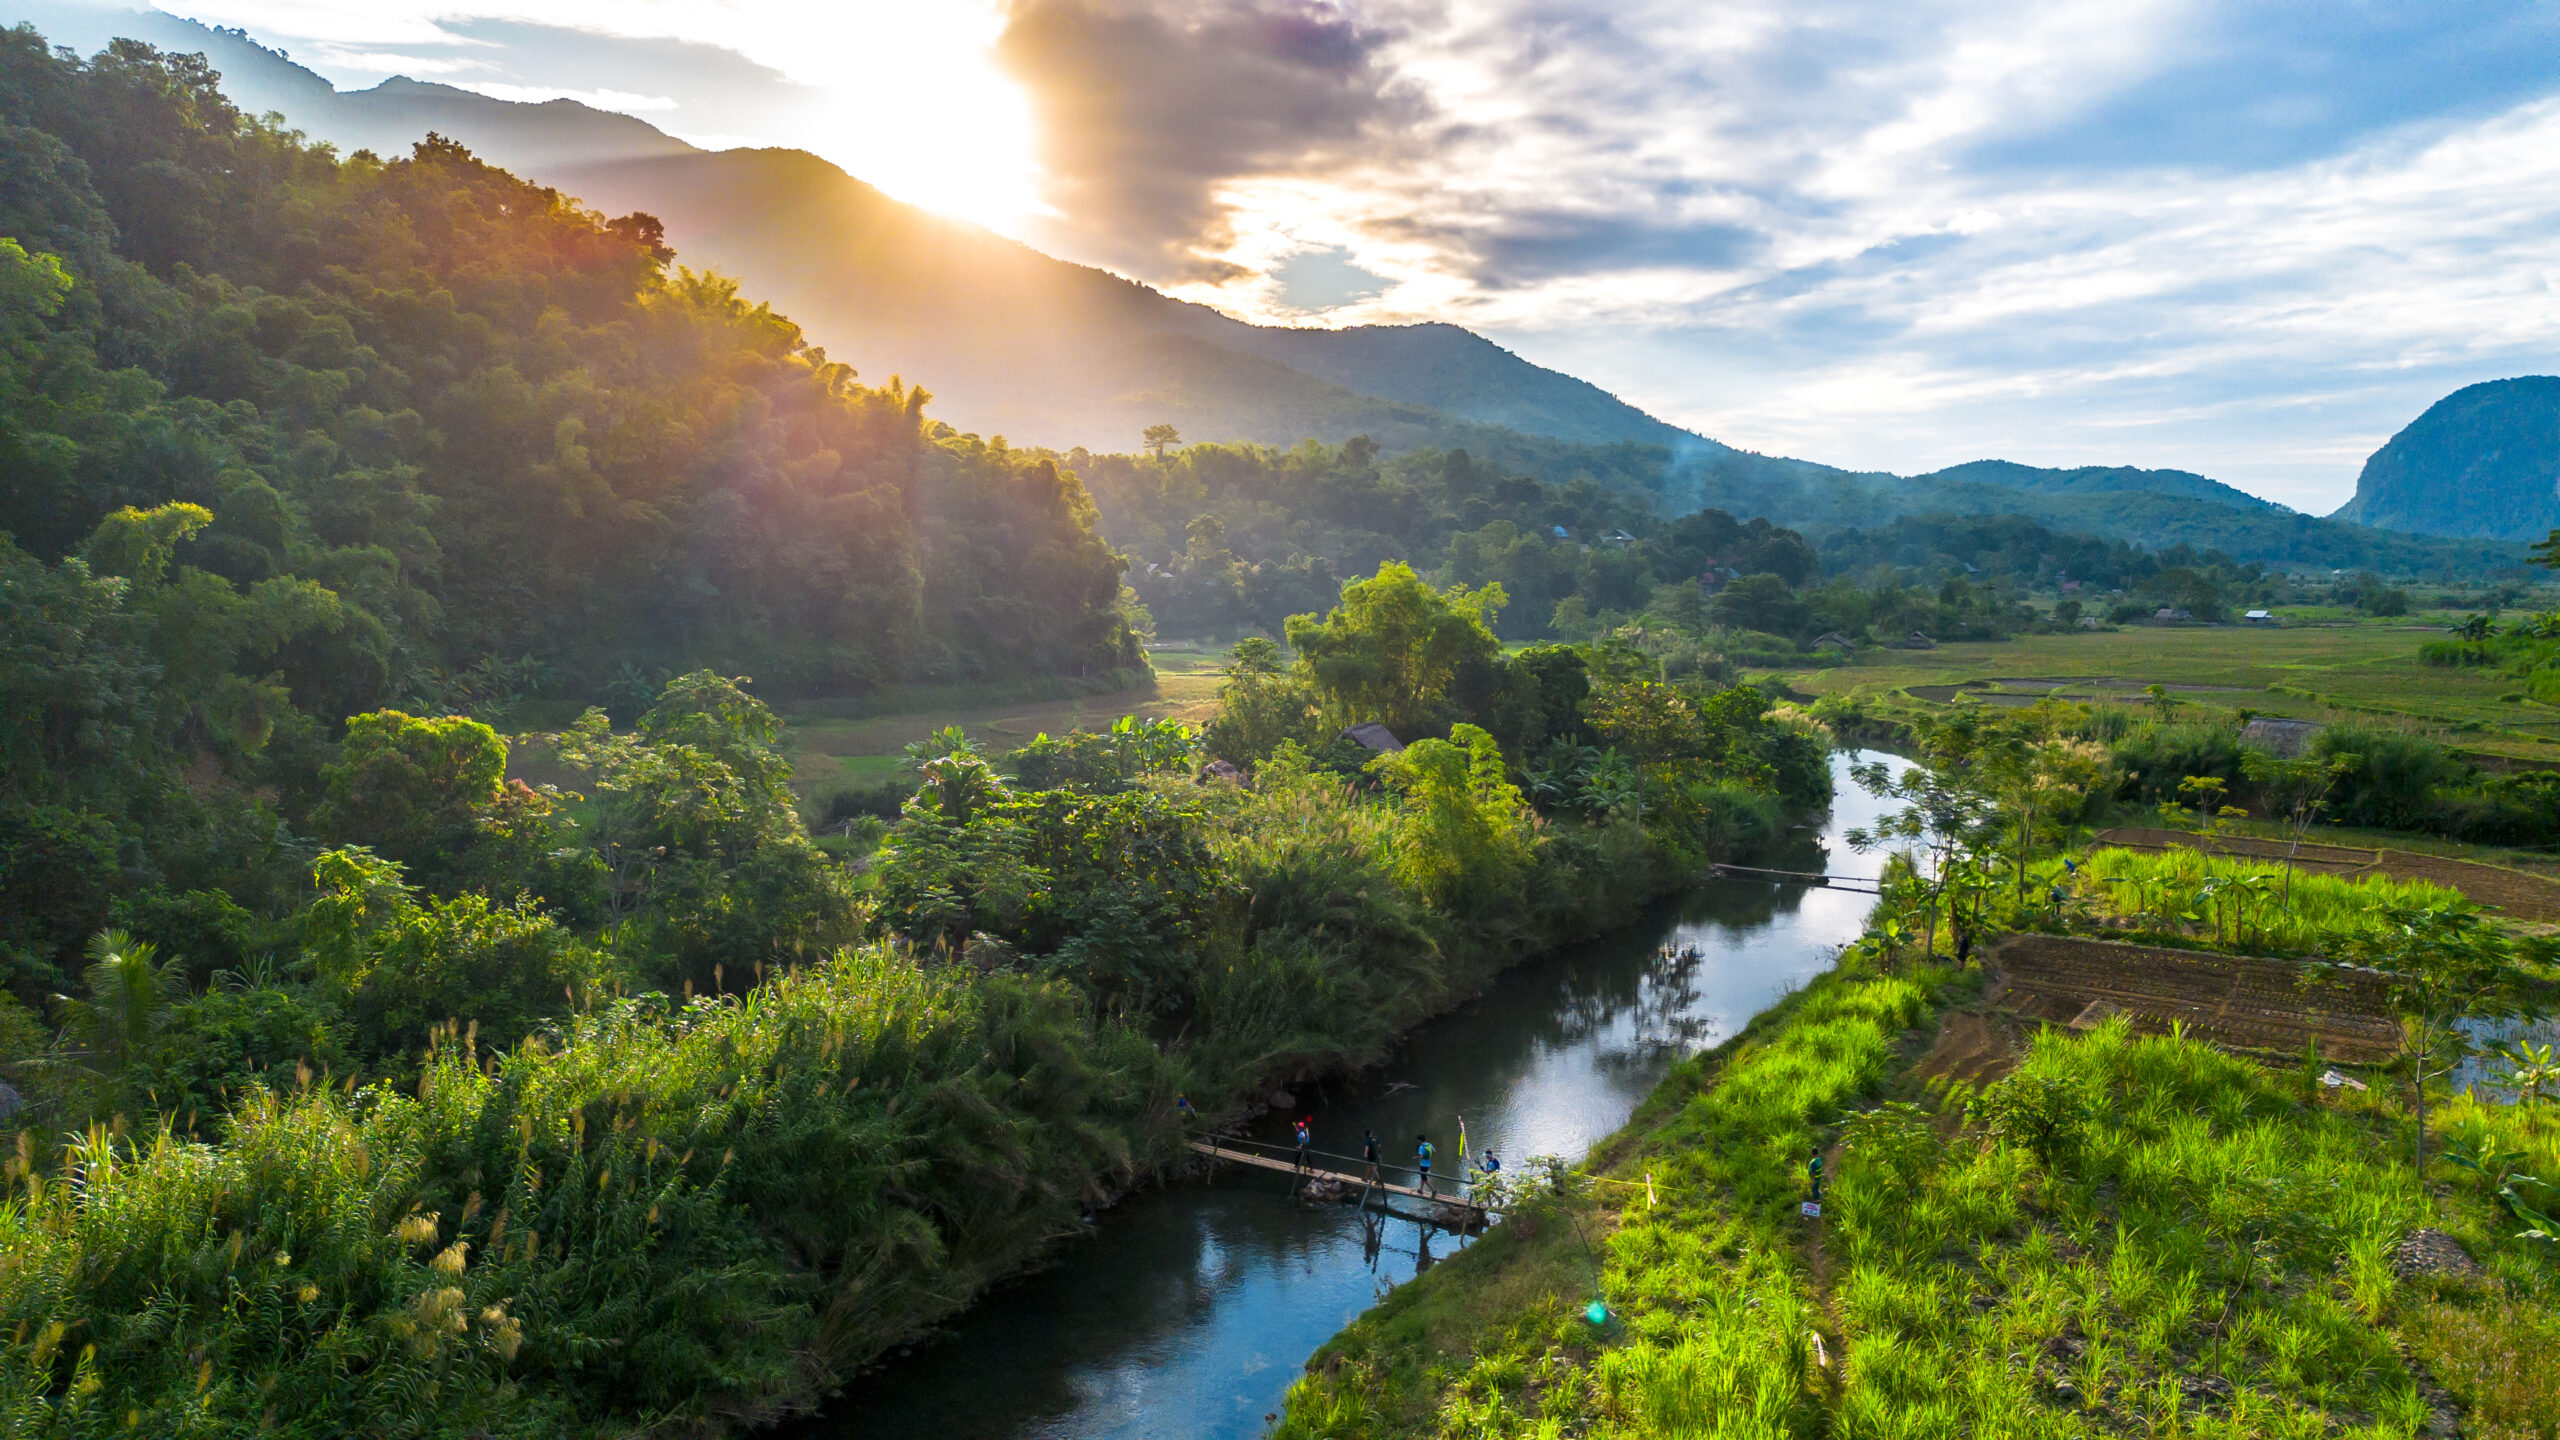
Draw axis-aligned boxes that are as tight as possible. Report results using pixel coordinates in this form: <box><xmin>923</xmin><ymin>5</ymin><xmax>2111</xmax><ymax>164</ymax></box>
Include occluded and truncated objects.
<box><xmin>798</xmin><ymin>749</ymin><xmax>1906</xmax><ymax>1440</ymax></box>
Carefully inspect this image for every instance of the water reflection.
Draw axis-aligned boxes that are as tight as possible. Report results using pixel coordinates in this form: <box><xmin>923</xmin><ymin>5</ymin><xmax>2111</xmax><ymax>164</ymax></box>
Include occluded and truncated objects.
<box><xmin>798</xmin><ymin>751</ymin><xmax>1904</xmax><ymax>1440</ymax></box>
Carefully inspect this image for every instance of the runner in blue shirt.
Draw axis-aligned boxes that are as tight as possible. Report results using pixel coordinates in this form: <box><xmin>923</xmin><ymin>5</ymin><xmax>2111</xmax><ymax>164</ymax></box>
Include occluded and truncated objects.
<box><xmin>1415</xmin><ymin>1134</ymin><xmax>1436</xmax><ymax>1195</ymax></box>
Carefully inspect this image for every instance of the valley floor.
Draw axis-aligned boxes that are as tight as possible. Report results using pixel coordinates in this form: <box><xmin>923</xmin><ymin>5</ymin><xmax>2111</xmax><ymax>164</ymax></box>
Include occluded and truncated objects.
<box><xmin>1773</xmin><ymin>624</ymin><xmax>2560</xmax><ymax>767</ymax></box>
<box><xmin>777</xmin><ymin>644</ymin><xmax>1229</xmax><ymax>798</ymax></box>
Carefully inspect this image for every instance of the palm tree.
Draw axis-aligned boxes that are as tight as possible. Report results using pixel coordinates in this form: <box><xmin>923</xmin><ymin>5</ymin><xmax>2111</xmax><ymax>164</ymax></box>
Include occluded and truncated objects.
<box><xmin>54</xmin><ymin>929</ymin><xmax>172</xmax><ymax>1074</ymax></box>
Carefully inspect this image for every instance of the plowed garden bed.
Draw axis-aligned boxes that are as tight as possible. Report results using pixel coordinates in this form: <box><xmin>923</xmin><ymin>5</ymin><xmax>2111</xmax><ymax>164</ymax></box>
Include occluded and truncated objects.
<box><xmin>1991</xmin><ymin>934</ymin><xmax>2401</xmax><ymax>1064</ymax></box>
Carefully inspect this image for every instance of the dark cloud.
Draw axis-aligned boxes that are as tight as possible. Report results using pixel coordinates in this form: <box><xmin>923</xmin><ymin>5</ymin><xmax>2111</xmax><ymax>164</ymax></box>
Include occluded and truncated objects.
<box><xmin>1458</xmin><ymin>210</ymin><xmax>1763</xmax><ymax>287</ymax></box>
<box><xmin>997</xmin><ymin>0</ymin><xmax>1422</xmax><ymax>279</ymax></box>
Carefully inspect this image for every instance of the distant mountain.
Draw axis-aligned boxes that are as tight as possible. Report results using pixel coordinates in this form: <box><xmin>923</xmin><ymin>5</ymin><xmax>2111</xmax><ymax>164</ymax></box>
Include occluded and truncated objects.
<box><xmin>2330</xmin><ymin>377</ymin><xmax>2560</xmax><ymax>542</ymax></box>
<box><xmin>1919</xmin><ymin>460</ymin><xmax>2280</xmax><ymax>514</ymax></box>
<box><xmin>1689</xmin><ymin>458</ymin><xmax>2510</xmax><ymax>578</ymax></box>
<box><xmin>0</xmin><ymin>3</ymin><xmax>2523</xmax><ymax>579</ymax></box>
<box><xmin>5</xmin><ymin>2</ymin><xmax>695</xmax><ymax>169</ymax></box>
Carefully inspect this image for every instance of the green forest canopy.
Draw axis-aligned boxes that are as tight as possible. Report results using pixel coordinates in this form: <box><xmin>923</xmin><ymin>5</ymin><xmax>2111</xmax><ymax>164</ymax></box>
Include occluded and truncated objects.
<box><xmin>0</xmin><ymin>28</ymin><xmax>1138</xmax><ymax>994</ymax></box>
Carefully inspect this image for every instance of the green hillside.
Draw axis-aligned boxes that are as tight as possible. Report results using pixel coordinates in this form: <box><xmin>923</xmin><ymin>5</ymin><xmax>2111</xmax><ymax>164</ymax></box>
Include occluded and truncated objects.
<box><xmin>1921</xmin><ymin>458</ymin><xmax>2279</xmax><ymax>512</ymax></box>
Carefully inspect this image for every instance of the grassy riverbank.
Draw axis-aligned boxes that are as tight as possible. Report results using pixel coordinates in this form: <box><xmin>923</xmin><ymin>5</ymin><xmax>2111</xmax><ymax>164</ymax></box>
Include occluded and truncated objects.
<box><xmin>1276</xmin><ymin>947</ymin><xmax>2560</xmax><ymax>1439</ymax></box>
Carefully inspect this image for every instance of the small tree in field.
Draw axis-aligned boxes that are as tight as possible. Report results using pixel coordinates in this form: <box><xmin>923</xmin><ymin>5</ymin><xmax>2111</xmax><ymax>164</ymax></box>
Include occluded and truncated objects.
<box><xmin>1846</xmin><ymin>748</ymin><xmax>1998</xmax><ymax>962</ymax></box>
<box><xmin>2337</xmin><ymin>904</ymin><xmax>2555</xmax><ymax>1173</ymax></box>
<box><xmin>2241</xmin><ymin>749</ymin><xmax>2355</xmax><ymax>908</ymax></box>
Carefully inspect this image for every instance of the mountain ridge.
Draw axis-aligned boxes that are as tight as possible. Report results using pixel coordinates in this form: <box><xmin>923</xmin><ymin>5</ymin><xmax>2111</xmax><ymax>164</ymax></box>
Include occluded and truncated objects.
<box><xmin>1920</xmin><ymin>459</ymin><xmax>2285</xmax><ymax>515</ymax></box>
<box><xmin>0</xmin><ymin>1</ymin><xmax>2522</xmax><ymax>579</ymax></box>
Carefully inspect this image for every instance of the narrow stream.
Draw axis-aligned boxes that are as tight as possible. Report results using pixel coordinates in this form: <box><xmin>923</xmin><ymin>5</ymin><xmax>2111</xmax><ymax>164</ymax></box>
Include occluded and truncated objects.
<box><xmin>800</xmin><ymin>749</ymin><xmax>1906</xmax><ymax>1440</ymax></box>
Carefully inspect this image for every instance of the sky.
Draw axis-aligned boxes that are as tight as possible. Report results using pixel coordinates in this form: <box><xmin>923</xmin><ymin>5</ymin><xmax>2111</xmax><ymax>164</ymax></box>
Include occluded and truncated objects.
<box><xmin>67</xmin><ymin>0</ymin><xmax>2560</xmax><ymax>511</ymax></box>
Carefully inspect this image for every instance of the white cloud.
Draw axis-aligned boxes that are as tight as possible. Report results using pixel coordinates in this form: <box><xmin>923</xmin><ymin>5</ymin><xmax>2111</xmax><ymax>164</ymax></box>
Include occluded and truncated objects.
<box><xmin>1116</xmin><ymin>0</ymin><xmax>2560</xmax><ymax>510</ymax></box>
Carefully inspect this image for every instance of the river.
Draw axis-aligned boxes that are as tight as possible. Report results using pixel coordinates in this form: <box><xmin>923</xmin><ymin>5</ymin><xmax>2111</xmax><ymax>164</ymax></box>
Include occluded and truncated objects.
<box><xmin>796</xmin><ymin>749</ymin><xmax>1906</xmax><ymax>1440</ymax></box>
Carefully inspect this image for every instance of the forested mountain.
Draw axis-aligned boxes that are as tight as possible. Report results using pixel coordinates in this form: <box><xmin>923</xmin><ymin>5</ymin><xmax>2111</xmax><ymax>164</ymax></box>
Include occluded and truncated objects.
<box><xmin>1077</xmin><ymin>439</ymin><xmax>2286</xmax><ymax>660</ymax></box>
<box><xmin>0</xmin><ymin>26</ymin><xmax>1135</xmax><ymax>990</ymax></box>
<box><xmin>1916</xmin><ymin>459</ymin><xmax>2279</xmax><ymax>513</ymax></box>
<box><xmin>1658</xmin><ymin>449</ymin><xmax>2510</xmax><ymax>577</ymax></box>
<box><xmin>2329</xmin><ymin>376</ymin><xmax>2560</xmax><ymax>541</ymax></box>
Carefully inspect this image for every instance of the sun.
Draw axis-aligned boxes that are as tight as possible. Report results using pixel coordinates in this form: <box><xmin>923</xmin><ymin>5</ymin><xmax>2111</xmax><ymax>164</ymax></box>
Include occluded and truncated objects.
<box><xmin>749</xmin><ymin>2</ymin><xmax>1046</xmax><ymax>235</ymax></box>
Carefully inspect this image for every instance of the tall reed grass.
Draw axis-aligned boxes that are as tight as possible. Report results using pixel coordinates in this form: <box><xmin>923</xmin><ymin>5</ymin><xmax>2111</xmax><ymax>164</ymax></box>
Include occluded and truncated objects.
<box><xmin>0</xmin><ymin>947</ymin><xmax>1180</xmax><ymax>1436</ymax></box>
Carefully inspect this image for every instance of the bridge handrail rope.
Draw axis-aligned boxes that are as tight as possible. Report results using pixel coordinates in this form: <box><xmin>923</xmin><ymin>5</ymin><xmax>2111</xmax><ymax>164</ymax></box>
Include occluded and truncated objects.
<box><xmin>1708</xmin><ymin>863</ymin><xmax>1883</xmax><ymax>890</ymax></box>
<box><xmin>1196</xmin><ymin>1133</ymin><xmax>1468</xmax><ymax>1192</ymax></box>
<box><xmin>1194</xmin><ymin>1133</ymin><xmax>1662</xmax><ymax>1205</ymax></box>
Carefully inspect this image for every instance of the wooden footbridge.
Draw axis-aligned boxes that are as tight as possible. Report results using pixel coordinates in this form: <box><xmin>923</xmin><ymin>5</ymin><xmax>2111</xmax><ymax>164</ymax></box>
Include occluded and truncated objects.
<box><xmin>1707</xmin><ymin>863</ymin><xmax>1884</xmax><ymax>894</ymax></box>
<box><xmin>1187</xmin><ymin>1138</ymin><xmax>1499</xmax><ymax>1223</ymax></box>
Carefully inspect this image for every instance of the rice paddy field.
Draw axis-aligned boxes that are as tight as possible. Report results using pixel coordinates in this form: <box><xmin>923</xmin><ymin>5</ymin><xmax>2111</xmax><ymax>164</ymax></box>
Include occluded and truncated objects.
<box><xmin>1769</xmin><ymin>624</ymin><xmax>2560</xmax><ymax>767</ymax></box>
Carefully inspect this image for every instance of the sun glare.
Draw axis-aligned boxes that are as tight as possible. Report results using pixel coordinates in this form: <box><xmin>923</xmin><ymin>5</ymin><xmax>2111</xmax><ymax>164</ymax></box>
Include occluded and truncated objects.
<box><xmin>171</xmin><ymin>0</ymin><xmax>1047</xmax><ymax>234</ymax></box>
<box><xmin>683</xmin><ymin>1</ymin><xmax>1047</xmax><ymax>235</ymax></box>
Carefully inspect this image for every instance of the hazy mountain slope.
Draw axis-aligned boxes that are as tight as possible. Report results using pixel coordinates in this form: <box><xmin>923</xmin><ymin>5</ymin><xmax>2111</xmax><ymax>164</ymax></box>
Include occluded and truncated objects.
<box><xmin>2330</xmin><ymin>376</ymin><xmax>2560</xmax><ymax>541</ymax></box>
<box><xmin>4</xmin><ymin>2</ymin><xmax>694</xmax><ymax>169</ymax></box>
<box><xmin>1921</xmin><ymin>459</ymin><xmax>2282</xmax><ymax>514</ymax></box>
<box><xmin>1687</xmin><ymin>458</ymin><xmax>2509</xmax><ymax>576</ymax></box>
<box><xmin>546</xmin><ymin>150</ymin><xmax>1696</xmax><ymax>454</ymax></box>
<box><xmin>1216</xmin><ymin>322</ymin><xmax>1707</xmax><ymax>449</ymax></box>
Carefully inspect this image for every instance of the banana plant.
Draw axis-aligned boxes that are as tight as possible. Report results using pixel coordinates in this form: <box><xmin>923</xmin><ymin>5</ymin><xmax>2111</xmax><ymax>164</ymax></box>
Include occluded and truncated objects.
<box><xmin>2499</xmin><ymin>1039</ymin><xmax>2559</xmax><ymax>1105</ymax></box>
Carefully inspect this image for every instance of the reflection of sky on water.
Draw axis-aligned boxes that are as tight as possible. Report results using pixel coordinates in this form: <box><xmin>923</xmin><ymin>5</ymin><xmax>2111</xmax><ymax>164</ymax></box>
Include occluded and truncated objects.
<box><xmin>805</xmin><ymin>752</ymin><xmax>1907</xmax><ymax>1440</ymax></box>
<box><xmin>2454</xmin><ymin>1016</ymin><xmax>2560</xmax><ymax>1099</ymax></box>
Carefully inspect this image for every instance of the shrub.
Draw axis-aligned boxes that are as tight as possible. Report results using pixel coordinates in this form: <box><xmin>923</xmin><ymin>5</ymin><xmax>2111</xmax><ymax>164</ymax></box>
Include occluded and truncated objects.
<box><xmin>304</xmin><ymin>848</ymin><xmax>613</xmax><ymax>1058</ymax></box>
<box><xmin>128</xmin><ymin>984</ymin><xmax>353</xmax><ymax>1121</ymax></box>
<box><xmin>2313</xmin><ymin>722</ymin><xmax>2466</xmax><ymax>830</ymax></box>
<box><xmin>2110</xmin><ymin>719</ymin><xmax>2245</xmax><ymax>804</ymax></box>
<box><xmin>2420</xmin><ymin>639</ymin><xmax>2496</xmax><ymax>667</ymax></box>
